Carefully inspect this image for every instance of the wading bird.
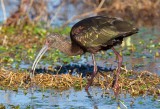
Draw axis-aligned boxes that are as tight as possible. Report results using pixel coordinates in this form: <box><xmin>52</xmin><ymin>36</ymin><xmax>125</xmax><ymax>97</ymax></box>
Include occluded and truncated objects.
<box><xmin>31</xmin><ymin>16</ymin><xmax>138</xmax><ymax>93</ymax></box>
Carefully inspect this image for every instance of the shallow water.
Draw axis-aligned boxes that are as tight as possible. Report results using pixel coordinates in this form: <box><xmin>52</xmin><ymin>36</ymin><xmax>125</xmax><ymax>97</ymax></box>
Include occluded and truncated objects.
<box><xmin>0</xmin><ymin>88</ymin><xmax>160</xmax><ymax>109</ymax></box>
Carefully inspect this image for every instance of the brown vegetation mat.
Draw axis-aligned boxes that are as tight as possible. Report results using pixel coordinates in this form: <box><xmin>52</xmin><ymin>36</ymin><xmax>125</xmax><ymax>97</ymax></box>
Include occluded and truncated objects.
<box><xmin>0</xmin><ymin>67</ymin><xmax>159</xmax><ymax>97</ymax></box>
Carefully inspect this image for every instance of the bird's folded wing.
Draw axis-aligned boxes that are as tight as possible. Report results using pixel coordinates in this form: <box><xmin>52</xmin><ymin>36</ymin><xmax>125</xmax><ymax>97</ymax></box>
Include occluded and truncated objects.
<box><xmin>73</xmin><ymin>24</ymin><xmax>120</xmax><ymax>48</ymax></box>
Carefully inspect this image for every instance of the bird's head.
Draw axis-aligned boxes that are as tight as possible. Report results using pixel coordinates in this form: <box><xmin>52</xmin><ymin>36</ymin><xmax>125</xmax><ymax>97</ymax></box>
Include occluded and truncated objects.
<box><xmin>45</xmin><ymin>33</ymin><xmax>63</xmax><ymax>47</ymax></box>
<box><xmin>31</xmin><ymin>33</ymin><xmax>63</xmax><ymax>77</ymax></box>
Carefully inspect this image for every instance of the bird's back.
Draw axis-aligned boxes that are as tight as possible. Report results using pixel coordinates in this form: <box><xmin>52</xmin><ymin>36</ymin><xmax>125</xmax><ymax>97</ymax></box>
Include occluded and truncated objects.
<box><xmin>70</xmin><ymin>16</ymin><xmax>138</xmax><ymax>53</ymax></box>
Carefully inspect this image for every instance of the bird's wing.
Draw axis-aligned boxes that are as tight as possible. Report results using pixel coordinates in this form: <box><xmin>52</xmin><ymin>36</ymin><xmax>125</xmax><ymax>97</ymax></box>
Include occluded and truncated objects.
<box><xmin>71</xmin><ymin>22</ymin><xmax>119</xmax><ymax>48</ymax></box>
<box><xmin>71</xmin><ymin>16</ymin><xmax>137</xmax><ymax>48</ymax></box>
<box><xmin>75</xmin><ymin>27</ymin><xmax>119</xmax><ymax>47</ymax></box>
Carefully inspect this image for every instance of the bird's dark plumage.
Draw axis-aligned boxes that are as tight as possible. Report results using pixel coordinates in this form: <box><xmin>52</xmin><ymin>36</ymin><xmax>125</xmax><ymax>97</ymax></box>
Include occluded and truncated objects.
<box><xmin>70</xmin><ymin>16</ymin><xmax>138</xmax><ymax>53</ymax></box>
<box><xmin>31</xmin><ymin>16</ymin><xmax>138</xmax><ymax>95</ymax></box>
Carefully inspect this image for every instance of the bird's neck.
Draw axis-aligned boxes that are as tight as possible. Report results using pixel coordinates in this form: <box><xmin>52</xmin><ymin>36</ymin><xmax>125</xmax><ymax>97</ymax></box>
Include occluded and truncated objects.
<box><xmin>53</xmin><ymin>37</ymin><xmax>84</xmax><ymax>56</ymax></box>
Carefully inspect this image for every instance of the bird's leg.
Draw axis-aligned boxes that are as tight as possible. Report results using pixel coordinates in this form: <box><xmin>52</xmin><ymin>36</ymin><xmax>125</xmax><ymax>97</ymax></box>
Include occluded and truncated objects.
<box><xmin>85</xmin><ymin>54</ymin><xmax>98</xmax><ymax>90</ymax></box>
<box><xmin>111</xmin><ymin>47</ymin><xmax>123</xmax><ymax>95</ymax></box>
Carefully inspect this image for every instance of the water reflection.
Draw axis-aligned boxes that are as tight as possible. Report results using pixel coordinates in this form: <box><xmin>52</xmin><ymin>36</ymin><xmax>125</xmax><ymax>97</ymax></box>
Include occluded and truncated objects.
<box><xmin>0</xmin><ymin>88</ymin><xmax>160</xmax><ymax>109</ymax></box>
<box><xmin>4</xmin><ymin>90</ymin><xmax>11</xmax><ymax>104</ymax></box>
<box><xmin>86</xmin><ymin>90</ymin><xmax>99</xmax><ymax>109</ymax></box>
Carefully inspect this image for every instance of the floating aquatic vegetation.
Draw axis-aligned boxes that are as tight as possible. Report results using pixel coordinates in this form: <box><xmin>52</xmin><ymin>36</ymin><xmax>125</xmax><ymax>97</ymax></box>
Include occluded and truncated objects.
<box><xmin>0</xmin><ymin>67</ymin><xmax>159</xmax><ymax>97</ymax></box>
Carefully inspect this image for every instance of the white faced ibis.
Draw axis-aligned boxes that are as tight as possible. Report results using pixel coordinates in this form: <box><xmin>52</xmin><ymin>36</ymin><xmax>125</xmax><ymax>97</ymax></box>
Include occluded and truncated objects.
<box><xmin>31</xmin><ymin>16</ymin><xmax>138</xmax><ymax>93</ymax></box>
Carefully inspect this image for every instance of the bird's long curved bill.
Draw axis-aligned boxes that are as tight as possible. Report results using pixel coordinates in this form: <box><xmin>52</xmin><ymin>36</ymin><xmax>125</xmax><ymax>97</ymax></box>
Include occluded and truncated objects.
<box><xmin>31</xmin><ymin>45</ymin><xmax>48</xmax><ymax>78</ymax></box>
